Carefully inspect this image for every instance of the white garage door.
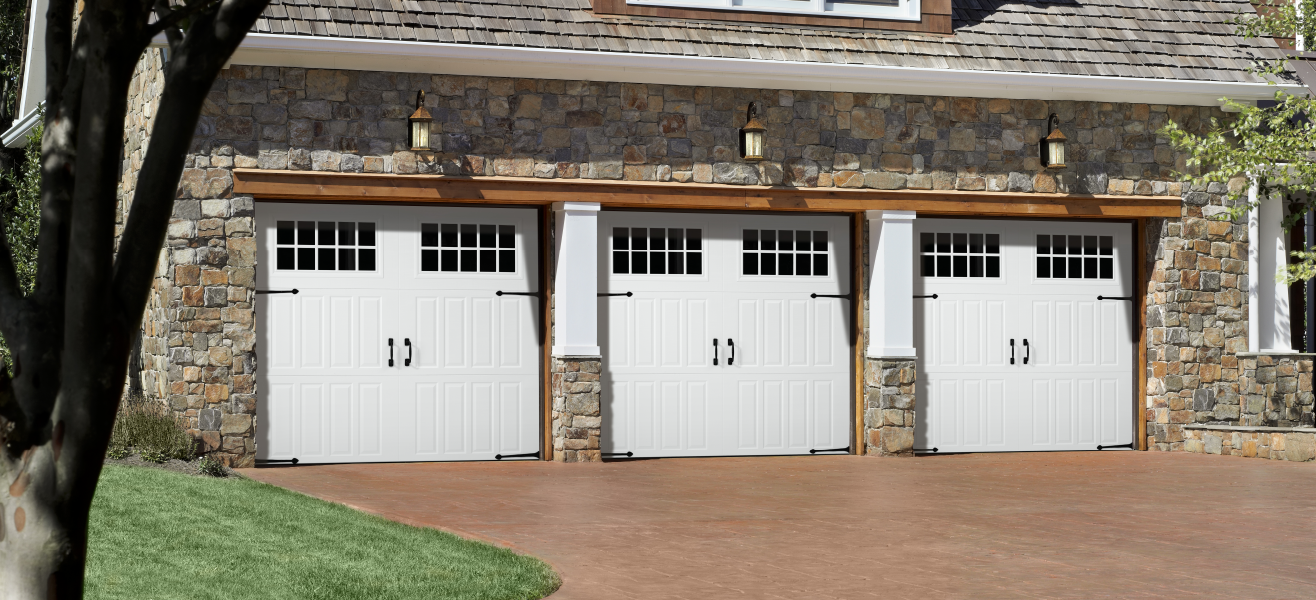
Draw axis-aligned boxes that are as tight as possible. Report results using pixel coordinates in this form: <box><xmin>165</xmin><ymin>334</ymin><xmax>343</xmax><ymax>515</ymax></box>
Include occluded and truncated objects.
<box><xmin>255</xmin><ymin>203</ymin><xmax>541</xmax><ymax>463</ymax></box>
<box><xmin>599</xmin><ymin>211</ymin><xmax>852</xmax><ymax>458</ymax></box>
<box><xmin>913</xmin><ymin>219</ymin><xmax>1134</xmax><ymax>453</ymax></box>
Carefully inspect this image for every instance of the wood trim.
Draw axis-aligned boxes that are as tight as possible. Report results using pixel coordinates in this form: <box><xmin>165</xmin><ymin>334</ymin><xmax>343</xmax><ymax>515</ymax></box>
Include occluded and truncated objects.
<box><xmin>233</xmin><ymin>170</ymin><xmax>1184</xmax><ymax>219</ymax></box>
<box><xmin>590</xmin><ymin>0</ymin><xmax>951</xmax><ymax>35</ymax></box>
<box><xmin>852</xmin><ymin>212</ymin><xmax>865</xmax><ymax>455</ymax></box>
<box><xmin>540</xmin><ymin>205</ymin><xmax>554</xmax><ymax>461</ymax></box>
<box><xmin>1135</xmin><ymin>218</ymin><xmax>1148</xmax><ymax>451</ymax></box>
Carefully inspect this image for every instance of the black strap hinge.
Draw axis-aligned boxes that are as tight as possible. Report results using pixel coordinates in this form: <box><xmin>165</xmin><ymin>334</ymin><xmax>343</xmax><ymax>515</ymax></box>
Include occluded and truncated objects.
<box><xmin>598</xmin><ymin>292</ymin><xmax>633</xmax><ymax>297</ymax></box>
<box><xmin>1097</xmin><ymin>296</ymin><xmax>1133</xmax><ymax>301</ymax></box>
<box><xmin>255</xmin><ymin>458</ymin><xmax>300</xmax><ymax>465</ymax></box>
<box><xmin>602</xmin><ymin>451</ymin><xmax>634</xmax><ymax>458</ymax></box>
<box><xmin>496</xmin><ymin>291</ymin><xmax>542</xmax><ymax>298</ymax></box>
<box><xmin>1097</xmin><ymin>443</ymin><xmax>1134</xmax><ymax>450</ymax></box>
<box><xmin>914</xmin><ymin>447</ymin><xmax>939</xmax><ymax>453</ymax></box>
<box><xmin>809</xmin><ymin>446</ymin><xmax>850</xmax><ymax>454</ymax></box>
<box><xmin>256</xmin><ymin>289</ymin><xmax>299</xmax><ymax>295</ymax></box>
<box><xmin>914</xmin><ymin>294</ymin><xmax>938</xmax><ymax>299</ymax></box>
<box><xmin>495</xmin><ymin>451</ymin><xmax>541</xmax><ymax>460</ymax></box>
<box><xmin>811</xmin><ymin>293</ymin><xmax>852</xmax><ymax>300</ymax></box>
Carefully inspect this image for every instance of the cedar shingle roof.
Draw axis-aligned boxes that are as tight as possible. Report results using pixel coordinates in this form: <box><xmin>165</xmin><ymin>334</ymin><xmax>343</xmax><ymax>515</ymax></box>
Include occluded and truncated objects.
<box><xmin>252</xmin><ymin>0</ymin><xmax>1290</xmax><ymax>84</ymax></box>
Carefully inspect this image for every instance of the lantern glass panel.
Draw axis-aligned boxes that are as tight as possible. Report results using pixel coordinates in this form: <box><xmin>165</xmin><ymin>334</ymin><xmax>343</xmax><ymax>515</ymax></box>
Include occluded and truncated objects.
<box><xmin>744</xmin><ymin>130</ymin><xmax>763</xmax><ymax>159</ymax></box>
<box><xmin>412</xmin><ymin>121</ymin><xmax>429</xmax><ymax>150</ymax></box>
<box><xmin>1047</xmin><ymin>139</ymin><xmax>1064</xmax><ymax>166</ymax></box>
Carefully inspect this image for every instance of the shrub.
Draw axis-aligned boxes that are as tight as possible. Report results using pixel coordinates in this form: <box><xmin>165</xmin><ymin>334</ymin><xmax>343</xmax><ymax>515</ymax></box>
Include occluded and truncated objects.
<box><xmin>111</xmin><ymin>396</ymin><xmax>195</xmax><ymax>461</ymax></box>
<box><xmin>196</xmin><ymin>454</ymin><xmax>228</xmax><ymax>477</ymax></box>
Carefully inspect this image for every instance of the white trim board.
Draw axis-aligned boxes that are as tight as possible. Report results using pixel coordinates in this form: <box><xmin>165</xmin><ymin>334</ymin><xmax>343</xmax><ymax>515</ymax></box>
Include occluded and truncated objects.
<box><xmin>179</xmin><ymin>33</ymin><xmax>1309</xmax><ymax>107</ymax></box>
<box><xmin>2</xmin><ymin>106</ymin><xmax>41</xmax><ymax>148</ymax></box>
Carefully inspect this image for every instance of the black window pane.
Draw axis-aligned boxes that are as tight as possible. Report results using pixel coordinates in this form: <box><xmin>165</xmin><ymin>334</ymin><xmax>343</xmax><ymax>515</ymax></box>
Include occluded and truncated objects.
<box><xmin>650</xmin><ymin>229</ymin><xmax>666</xmax><ymax>251</ymax></box>
<box><xmin>338</xmin><ymin>222</ymin><xmax>355</xmax><ymax>246</ymax></box>
<box><xmin>421</xmin><ymin>249</ymin><xmax>439</xmax><ymax>271</ymax></box>
<box><xmin>277</xmin><ymin>221</ymin><xmax>295</xmax><ymax>245</ymax></box>
<box><xmin>952</xmin><ymin>233</ymin><xmax>968</xmax><ymax>254</ymax></box>
<box><xmin>1100</xmin><ymin>257</ymin><xmax>1113</xmax><ymax>279</ymax></box>
<box><xmin>1084</xmin><ymin>257</ymin><xmax>1098</xmax><ymax>279</ymax></box>
<box><xmin>743</xmin><ymin>229</ymin><xmax>758</xmax><ymax>251</ymax></box>
<box><xmin>814</xmin><ymin>231</ymin><xmax>827</xmax><ymax>252</ymax></box>
<box><xmin>339</xmin><ymin>248</ymin><xmax>356</xmax><ymax>270</ymax></box>
<box><xmin>761</xmin><ymin>253</ymin><xmax>776</xmax><ymax>275</ymax></box>
<box><xmin>1052</xmin><ymin>234</ymin><xmax>1065</xmax><ymax>254</ymax></box>
<box><xmin>421</xmin><ymin>223</ymin><xmax>439</xmax><ymax>247</ymax></box>
<box><xmin>687</xmin><ymin>230</ymin><xmax>702</xmax><ymax>251</ymax></box>
<box><xmin>922</xmin><ymin>255</ymin><xmax>936</xmax><ymax>276</ymax></box>
<box><xmin>1068</xmin><ymin>235</ymin><xmax>1082</xmax><ymax>255</ymax></box>
<box><xmin>986</xmin><ymin>256</ymin><xmax>1000</xmax><ymax>278</ymax></box>
<box><xmin>936</xmin><ymin>255</ymin><xmax>951</xmax><ymax>277</ymax></box>
<box><xmin>669</xmin><ymin>252</ymin><xmax>684</xmax><ymax>275</ymax></box>
<box><xmin>298</xmin><ymin>221</ymin><xmax>315</xmax><ymax>245</ymax></box>
<box><xmin>761</xmin><ymin>230</ymin><xmax>776</xmax><ymax>251</ymax></box>
<box><xmin>614</xmin><ymin>251</ymin><xmax>629</xmax><ymax>274</ymax></box>
<box><xmin>796</xmin><ymin>253</ymin><xmax>811</xmax><ymax>276</ymax></box>
<box><xmin>319</xmin><ymin>222</ymin><xmax>336</xmax><ymax>245</ymax></box>
<box><xmin>297</xmin><ymin>247</ymin><xmax>315</xmax><ymax>270</ymax></box>
<box><xmin>1084</xmin><ymin>236</ymin><xmax>1097</xmax><ymax>255</ymax></box>
<box><xmin>318</xmin><ymin>248</ymin><xmax>335</xmax><ymax>270</ymax></box>
<box><xmin>1036</xmin><ymin>235</ymin><xmax>1049</xmax><ymax>254</ymax></box>
<box><xmin>1037</xmin><ymin>256</ymin><xmax>1050</xmax><ymax>278</ymax></box>
<box><xmin>359</xmin><ymin>223</ymin><xmax>376</xmax><ymax>246</ymax></box>
<box><xmin>687</xmin><ymin>252</ymin><xmax>702</xmax><ymax>275</ymax></box>
<box><xmin>358</xmin><ymin>249</ymin><xmax>376</xmax><ymax>271</ymax></box>
<box><xmin>441</xmin><ymin>224</ymin><xmax>458</xmax><ymax>247</ymax></box>
<box><xmin>499</xmin><ymin>250</ymin><xmax>515</xmax><ymax>272</ymax></box>
<box><xmin>970</xmin><ymin>233</ymin><xmax>983</xmax><ymax>254</ymax></box>
<box><xmin>669</xmin><ymin>228</ymin><xmax>684</xmax><ymax>251</ymax></box>
<box><xmin>744</xmin><ymin>253</ymin><xmax>759</xmax><ymax>275</ymax></box>
<box><xmin>814</xmin><ymin>253</ymin><xmax>828</xmax><ymax>277</ymax></box>
<box><xmin>796</xmin><ymin>231</ymin><xmax>810</xmax><ymax>250</ymax></box>
<box><xmin>986</xmin><ymin>234</ymin><xmax>1000</xmax><ymax>254</ymax></box>
<box><xmin>479</xmin><ymin>225</ymin><xmax>496</xmax><ymax>248</ymax></box>
<box><xmin>632</xmin><ymin>229</ymin><xmax>648</xmax><ymax>251</ymax></box>
<box><xmin>460</xmin><ymin>249</ymin><xmax>477</xmax><ymax>271</ymax></box>
<box><xmin>953</xmin><ymin>255</ymin><xmax>967</xmax><ymax>277</ymax></box>
<box><xmin>779</xmin><ymin>230</ymin><xmax>793</xmax><ymax>252</ymax></box>
<box><xmin>460</xmin><ymin>224</ymin><xmax>477</xmax><ymax>247</ymax></box>
<box><xmin>1100</xmin><ymin>236</ymin><xmax>1113</xmax><ymax>256</ymax></box>
<box><xmin>650</xmin><ymin>251</ymin><xmax>666</xmax><ymax>274</ymax></box>
<box><xmin>442</xmin><ymin>249</ymin><xmax>458</xmax><ymax>272</ymax></box>
<box><xmin>778</xmin><ymin>253</ymin><xmax>793</xmax><ymax>276</ymax></box>
<box><xmin>277</xmin><ymin>247</ymin><xmax>294</xmax><ymax>270</ymax></box>
<box><xmin>1068</xmin><ymin>257</ymin><xmax>1082</xmax><ymax>278</ymax></box>
<box><xmin>632</xmin><ymin>251</ymin><xmax>648</xmax><ymax>274</ymax></box>
<box><xmin>921</xmin><ymin>232</ymin><xmax>934</xmax><ymax>253</ymax></box>
<box><xmin>1052</xmin><ymin>256</ymin><xmax>1066</xmax><ymax>278</ymax></box>
<box><xmin>970</xmin><ymin>255</ymin><xmax>983</xmax><ymax>277</ymax></box>
<box><xmin>479</xmin><ymin>249</ymin><xmax>496</xmax><ymax>272</ymax></box>
<box><xmin>499</xmin><ymin>225</ymin><xmax>515</xmax><ymax>249</ymax></box>
<box><xmin>613</xmin><ymin>228</ymin><xmax>629</xmax><ymax>250</ymax></box>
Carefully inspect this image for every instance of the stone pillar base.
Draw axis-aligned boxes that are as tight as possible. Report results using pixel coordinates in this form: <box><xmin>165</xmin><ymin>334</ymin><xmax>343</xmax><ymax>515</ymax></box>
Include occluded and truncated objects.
<box><xmin>551</xmin><ymin>356</ymin><xmax>602</xmax><ymax>462</ymax></box>
<box><xmin>864</xmin><ymin>358</ymin><xmax>916</xmax><ymax>456</ymax></box>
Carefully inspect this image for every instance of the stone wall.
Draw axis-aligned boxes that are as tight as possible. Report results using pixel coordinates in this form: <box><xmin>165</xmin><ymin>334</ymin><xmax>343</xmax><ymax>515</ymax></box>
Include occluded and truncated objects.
<box><xmin>133</xmin><ymin>63</ymin><xmax>1233</xmax><ymax>464</ymax></box>
<box><xmin>1182</xmin><ymin>426</ymin><xmax>1316</xmax><ymax>461</ymax></box>
<box><xmin>551</xmin><ymin>357</ymin><xmax>601</xmax><ymax>462</ymax></box>
<box><xmin>864</xmin><ymin>359</ymin><xmax>916</xmax><ymax>456</ymax></box>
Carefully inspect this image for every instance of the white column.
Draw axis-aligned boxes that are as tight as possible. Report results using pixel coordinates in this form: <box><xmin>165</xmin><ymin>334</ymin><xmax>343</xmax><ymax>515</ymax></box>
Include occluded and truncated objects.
<box><xmin>551</xmin><ymin>202</ymin><xmax>601</xmax><ymax>356</ymax></box>
<box><xmin>867</xmin><ymin>210</ymin><xmax>917</xmax><ymax>358</ymax></box>
<box><xmin>1248</xmin><ymin>182</ymin><xmax>1294</xmax><ymax>352</ymax></box>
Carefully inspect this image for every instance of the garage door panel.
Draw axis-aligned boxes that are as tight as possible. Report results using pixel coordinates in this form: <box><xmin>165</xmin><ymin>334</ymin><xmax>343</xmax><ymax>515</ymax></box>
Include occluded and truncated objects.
<box><xmin>360</xmin><ymin>383</ymin><xmax>382</xmax><ymax>456</ymax></box>
<box><xmin>687</xmin><ymin>381</ymin><xmax>709</xmax><ymax>451</ymax></box>
<box><xmin>813</xmin><ymin>301</ymin><xmax>835</xmax><ymax>367</ymax></box>
<box><xmin>300</xmin><ymin>384</ymin><xmax>324</xmax><ymax>457</ymax></box>
<box><xmin>499</xmin><ymin>299</ymin><xmax>523</xmax><ymax>368</ymax></box>
<box><xmin>359</xmin><ymin>297</ymin><xmax>384</xmax><ymax>369</ymax></box>
<box><xmin>472</xmin><ymin>299</ymin><xmax>495</xmax><ymax>368</ymax></box>
<box><xmin>736</xmin><ymin>300</ymin><xmax>758</xmax><ymax>367</ymax></box>
<box><xmin>330</xmin><ymin>384</ymin><xmax>352</xmax><ymax>456</ymax></box>
<box><xmin>300</xmin><ymin>296</ymin><xmax>325</xmax><ymax>369</ymax></box>
<box><xmin>687</xmin><ymin>299</ymin><xmax>709</xmax><ymax>367</ymax></box>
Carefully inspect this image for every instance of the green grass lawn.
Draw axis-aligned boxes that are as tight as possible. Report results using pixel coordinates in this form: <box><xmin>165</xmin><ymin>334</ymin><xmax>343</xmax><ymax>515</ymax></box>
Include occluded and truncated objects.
<box><xmin>87</xmin><ymin>464</ymin><xmax>559</xmax><ymax>600</ymax></box>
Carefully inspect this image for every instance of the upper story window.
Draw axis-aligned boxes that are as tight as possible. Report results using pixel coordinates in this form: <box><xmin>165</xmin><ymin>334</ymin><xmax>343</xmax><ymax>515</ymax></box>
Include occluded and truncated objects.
<box><xmin>625</xmin><ymin>0</ymin><xmax>919</xmax><ymax>21</ymax></box>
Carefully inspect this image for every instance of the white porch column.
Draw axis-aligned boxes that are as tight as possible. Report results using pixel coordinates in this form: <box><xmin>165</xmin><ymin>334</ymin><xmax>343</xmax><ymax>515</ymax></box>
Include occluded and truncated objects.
<box><xmin>1248</xmin><ymin>182</ymin><xmax>1294</xmax><ymax>352</ymax></box>
<box><xmin>866</xmin><ymin>210</ymin><xmax>917</xmax><ymax>358</ymax></box>
<box><xmin>551</xmin><ymin>201</ymin><xmax>601</xmax><ymax>356</ymax></box>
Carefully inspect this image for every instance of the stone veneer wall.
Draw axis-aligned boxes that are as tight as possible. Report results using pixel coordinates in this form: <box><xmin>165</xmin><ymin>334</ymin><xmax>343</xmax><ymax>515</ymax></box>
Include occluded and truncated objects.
<box><xmin>551</xmin><ymin>357</ymin><xmax>601</xmax><ymax>462</ymax></box>
<box><xmin>127</xmin><ymin>62</ymin><xmax>1231</xmax><ymax>465</ymax></box>
<box><xmin>864</xmin><ymin>359</ymin><xmax>916</xmax><ymax>456</ymax></box>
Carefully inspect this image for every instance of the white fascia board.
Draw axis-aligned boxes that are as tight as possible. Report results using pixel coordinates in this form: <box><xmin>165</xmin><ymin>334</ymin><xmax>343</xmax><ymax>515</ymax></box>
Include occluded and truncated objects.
<box><xmin>192</xmin><ymin>33</ymin><xmax>1308</xmax><ymax>107</ymax></box>
<box><xmin>2</xmin><ymin>106</ymin><xmax>41</xmax><ymax>148</ymax></box>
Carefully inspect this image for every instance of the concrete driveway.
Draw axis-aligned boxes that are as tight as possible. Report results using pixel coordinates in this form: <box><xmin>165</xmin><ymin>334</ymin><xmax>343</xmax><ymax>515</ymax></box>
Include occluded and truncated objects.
<box><xmin>243</xmin><ymin>452</ymin><xmax>1316</xmax><ymax>599</ymax></box>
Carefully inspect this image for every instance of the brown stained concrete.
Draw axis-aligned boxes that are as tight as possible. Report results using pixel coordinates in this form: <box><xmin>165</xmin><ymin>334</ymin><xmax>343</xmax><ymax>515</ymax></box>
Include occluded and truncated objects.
<box><xmin>243</xmin><ymin>452</ymin><xmax>1316</xmax><ymax>599</ymax></box>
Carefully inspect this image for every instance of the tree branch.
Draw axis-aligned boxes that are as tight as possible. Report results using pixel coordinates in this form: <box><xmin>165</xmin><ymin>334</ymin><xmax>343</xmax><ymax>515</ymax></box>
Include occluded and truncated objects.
<box><xmin>147</xmin><ymin>0</ymin><xmax>220</xmax><ymax>46</ymax></box>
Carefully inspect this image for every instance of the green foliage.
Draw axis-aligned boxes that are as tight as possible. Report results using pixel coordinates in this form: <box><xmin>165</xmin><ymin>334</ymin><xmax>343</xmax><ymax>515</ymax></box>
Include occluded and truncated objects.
<box><xmin>3</xmin><ymin>123</ymin><xmax>39</xmax><ymax>292</ymax></box>
<box><xmin>87</xmin><ymin>465</ymin><xmax>561</xmax><ymax>599</ymax></box>
<box><xmin>109</xmin><ymin>396</ymin><xmax>196</xmax><ymax>462</ymax></box>
<box><xmin>106</xmin><ymin>446</ymin><xmax>129</xmax><ymax>460</ymax></box>
<box><xmin>195</xmin><ymin>454</ymin><xmax>228</xmax><ymax>477</ymax></box>
<box><xmin>1162</xmin><ymin>0</ymin><xmax>1316</xmax><ymax>283</ymax></box>
<box><xmin>0</xmin><ymin>0</ymin><xmax>27</xmax><ymax>119</ymax></box>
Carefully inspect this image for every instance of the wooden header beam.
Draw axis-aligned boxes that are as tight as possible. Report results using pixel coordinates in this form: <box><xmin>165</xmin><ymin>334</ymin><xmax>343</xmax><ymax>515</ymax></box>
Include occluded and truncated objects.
<box><xmin>231</xmin><ymin>169</ymin><xmax>1183</xmax><ymax>218</ymax></box>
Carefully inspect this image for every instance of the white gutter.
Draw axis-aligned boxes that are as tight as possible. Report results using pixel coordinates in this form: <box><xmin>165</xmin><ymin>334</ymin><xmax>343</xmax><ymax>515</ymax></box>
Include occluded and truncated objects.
<box><xmin>2</xmin><ymin>105</ymin><xmax>41</xmax><ymax>148</ymax></box>
<box><xmin>181</xmin><ymin>33</ymin><xmax>1307</xmax><ymax>107</ymax></box>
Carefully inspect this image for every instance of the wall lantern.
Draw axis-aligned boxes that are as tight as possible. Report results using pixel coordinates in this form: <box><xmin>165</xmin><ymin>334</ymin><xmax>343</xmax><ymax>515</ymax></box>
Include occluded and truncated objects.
<box><xmin>1041</xmin><ymin>113</ymin><xmax>1067</xmax><ymax>169</ymax></box>
<box><xmin>409</xmin><ymin>90</ymin><xmax>432</xmax><ymax>151</ymax></box>
<box><xmin>740</xmin><ymin>102</ymin><xmax>766</xmax><ymax>162</ymax></box>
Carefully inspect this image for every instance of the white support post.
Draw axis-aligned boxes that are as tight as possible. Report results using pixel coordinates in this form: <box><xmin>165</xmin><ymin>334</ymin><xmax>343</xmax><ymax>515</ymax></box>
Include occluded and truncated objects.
<box><xmin>551</xmin><ymin>202</ymin><xmax>602</xmax><ymax>357</ymax></box>
<box><xmin>1248</xmin><ymin>181</ymin><xmax>1294</xmax><ymax>353</ymax></box>
<box><xmin>866</xmin><ymin>210</ymin><xmax>917</xmax><ymax>358</ymax></box>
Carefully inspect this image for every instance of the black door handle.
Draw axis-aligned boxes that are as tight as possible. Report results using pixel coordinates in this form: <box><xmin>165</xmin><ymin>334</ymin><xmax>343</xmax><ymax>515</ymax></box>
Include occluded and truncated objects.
<box><xmin>728</xmin><ymin>338</ymin><xmax>735</xmax><ymax>365</ymax></box>
<box><xmin>404</xmin><ymin>338</ymin><xmax>412</xmax><ymax>367</ymax></box>
<box><xmin>1023</xmin><ymin>338</ymin><xmax>1030</xmax><ymax>365</ymax></box>
<box><xmin>1009</xmin><ymin>338</ymin><xmax>1015</xmax><ymax>365</ymax></box>
<box><xmin>388</xmin><ymin>338</ymin><xmax>394</xmax><ymax>367</ymax></box>
<box><xmin>713</xmin><ymin>338</ymin><xmax>719</xmax><ymax>366</ymax></box>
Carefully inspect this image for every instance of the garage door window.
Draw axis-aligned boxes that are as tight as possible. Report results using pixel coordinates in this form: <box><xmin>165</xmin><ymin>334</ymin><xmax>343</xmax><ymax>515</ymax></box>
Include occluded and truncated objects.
<box><xmin>742</xmin><ymin>229</ymin><xmax>828</xmax><ymax>276</ymax></box>
<box><xmin>275</xmin><ymin>220</ymin><xmax>376</xmax><ymax>271</ymax></box>
<box><xmin>1035</xmin><ymin>235</ymin><xmax>1113</xmax><ymax>279</ymax></box>
<box><xmin>420</xmin><ymin>223</ymin><xmax>515</xmax><ymax>273</ymax></box>
<box><xmin>920</xmin><ymin>232</ymin><xmax>999</xmax><ymax>278</ymax></box>
<box><xmin>612</xmin><ymin>227</ymin><xmax>703</xmax><ymax>275</ymax></box>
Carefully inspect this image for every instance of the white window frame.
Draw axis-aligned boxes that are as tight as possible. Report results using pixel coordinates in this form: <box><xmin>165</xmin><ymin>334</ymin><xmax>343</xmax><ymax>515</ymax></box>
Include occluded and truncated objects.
<box><xmin>626</xmin><ymin>0</ymin><xmax>920</xmax><ymax>22</ymax></box>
